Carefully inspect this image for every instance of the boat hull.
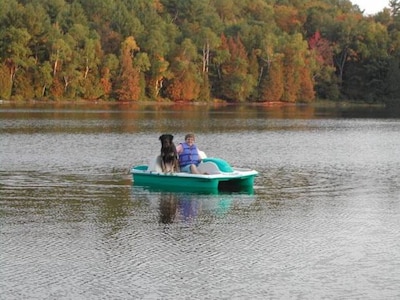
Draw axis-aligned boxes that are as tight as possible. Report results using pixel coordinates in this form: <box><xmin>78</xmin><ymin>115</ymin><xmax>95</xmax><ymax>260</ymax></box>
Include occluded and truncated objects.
<box><xmin>130</xmin><ymin>165</ymin><xmax>257</xmax><ymax>193</ymax></box>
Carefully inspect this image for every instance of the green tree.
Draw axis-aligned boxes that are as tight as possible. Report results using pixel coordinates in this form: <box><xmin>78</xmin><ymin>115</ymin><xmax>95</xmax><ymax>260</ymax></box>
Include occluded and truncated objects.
<box><xmin>57</xmin><ymin>0</ymin><xmax>88</xmax><ymax>33</ymax></box>
<box><xmin>340</xmin><ymin>18</ymin><xmax>390</xmax><ymax>101</ymax></box>
<box><xmin>137</xmin><ymin>14</ymin><xmax>177</xmax><ymax>99</ymax></box>
<box><xmin>23</xmin><ymin>3</ymin><xmax>51</xmax><ymax>63</ymax></box>
<box><xmin>280</xmin><ymin>33</ymin><xmax>315</xmax><ymax>102</ymax></box>
<box><xmin>326</xmin><ymin>12</ymin><xmax>363</xmax><ymax>89</ymax></box>
<box><xmin>34</xmin><ymin>61</ymin><xmax>53</xmax><ymax>98</ymax></box>
<box><xmin>0</xmin><ymin>27</ymin><xmax>33</xmax><ymax>99</ymax></box>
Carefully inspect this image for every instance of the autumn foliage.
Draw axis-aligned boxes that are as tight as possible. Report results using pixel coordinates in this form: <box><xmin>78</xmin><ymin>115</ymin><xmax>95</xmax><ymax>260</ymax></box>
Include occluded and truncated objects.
<box><xmin>0</xmin><ymin>0</ymin><xmax>399</xmax><ymax>104</ymax></box>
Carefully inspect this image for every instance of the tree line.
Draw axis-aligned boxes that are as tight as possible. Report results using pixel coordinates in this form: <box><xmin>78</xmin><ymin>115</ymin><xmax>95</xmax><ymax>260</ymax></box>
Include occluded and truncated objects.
<box><xmin>0</xmin><ymin>0</ymin><xmax>399</xmax><ymax>104</ymax></box>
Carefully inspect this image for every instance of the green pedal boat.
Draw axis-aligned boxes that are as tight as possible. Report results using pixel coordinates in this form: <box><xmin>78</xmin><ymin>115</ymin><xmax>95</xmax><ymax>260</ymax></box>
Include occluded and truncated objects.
<box><xmin>130</xmin><ymin>157</ymin><xmax>258</xmax><ymax>193</ymax></box>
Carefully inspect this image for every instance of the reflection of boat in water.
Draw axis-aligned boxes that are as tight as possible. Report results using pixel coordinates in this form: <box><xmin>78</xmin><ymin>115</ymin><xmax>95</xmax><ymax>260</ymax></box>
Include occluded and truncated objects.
<box><xmin>160</xmin><ymin>194</ymin><xmax>255</xmax><ymax>224</ymax></box>
<box><xmin>131</xmin><ymin>183</ymin><xmax>255</xmax><ymax>195</ymax></box>
<box><xmin>131</xmin><ymin>186</ymin><xmax>256</xmax><ymax>224</ymax></box>
<box><xmin>130</xmin><ymin>157</ymin><xmax>258</xmax><ymax>193</ymax></box>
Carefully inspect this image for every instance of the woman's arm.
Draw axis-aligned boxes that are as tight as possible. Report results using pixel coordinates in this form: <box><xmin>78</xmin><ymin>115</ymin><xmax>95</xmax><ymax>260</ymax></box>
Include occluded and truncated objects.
<box><xmin>176</xmin><ymin>143</ymin><xmax>183</xmax><ymax>154</ymax></box>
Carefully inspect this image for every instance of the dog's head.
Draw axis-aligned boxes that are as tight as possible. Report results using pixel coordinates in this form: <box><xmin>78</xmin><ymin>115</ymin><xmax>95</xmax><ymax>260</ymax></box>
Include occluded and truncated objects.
<box><xmin>159</xmin><ymin>134</ymin><xmax>174</xmax><ymax>148</ymax></box>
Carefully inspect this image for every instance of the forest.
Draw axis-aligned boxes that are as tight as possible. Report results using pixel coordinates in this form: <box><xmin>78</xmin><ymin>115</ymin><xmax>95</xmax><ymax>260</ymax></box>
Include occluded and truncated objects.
<box><xmin>0</xmin><ymin>0</ymin><xmax>399</xmax><ymax>104</ymax></box>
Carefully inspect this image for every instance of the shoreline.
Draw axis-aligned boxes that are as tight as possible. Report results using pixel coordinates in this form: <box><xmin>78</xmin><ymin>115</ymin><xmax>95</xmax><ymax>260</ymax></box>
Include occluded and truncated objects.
<box><xmin>0</xmin><ymin>98</ymin><xmax>386</xmax><ymax>109</ymax></box>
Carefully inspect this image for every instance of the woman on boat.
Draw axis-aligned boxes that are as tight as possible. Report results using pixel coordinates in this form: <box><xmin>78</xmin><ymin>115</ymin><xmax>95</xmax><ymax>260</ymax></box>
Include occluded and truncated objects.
<box><xmin>176</xmin><ymin>133</ymin><xmax>203</xmax><ymax>174</ymax></box>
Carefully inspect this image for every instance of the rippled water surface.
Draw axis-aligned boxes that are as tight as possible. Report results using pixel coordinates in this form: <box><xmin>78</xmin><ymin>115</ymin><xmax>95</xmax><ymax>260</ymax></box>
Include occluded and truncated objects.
<box><xmin>1</xmin><ymin>103</ymin><xmax>400</xmax><ymax>299</ymax></box>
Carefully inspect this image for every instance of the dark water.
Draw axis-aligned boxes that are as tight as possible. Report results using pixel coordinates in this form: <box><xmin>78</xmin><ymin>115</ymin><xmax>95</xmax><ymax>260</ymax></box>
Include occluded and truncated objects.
<box><xmin>1</xmin><ymin>102</ymin><xmax>400</xmax><ymax>299</ymax></box>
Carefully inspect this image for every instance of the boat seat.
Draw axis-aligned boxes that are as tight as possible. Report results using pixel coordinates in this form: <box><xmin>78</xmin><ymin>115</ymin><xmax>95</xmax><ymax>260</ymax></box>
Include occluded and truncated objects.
<box><xmin>148</xmin><ymin>155</ymin><xmax>163</xmax><ymax>172</ymax></box>
<box><xmin>197</xmin><ymin>161</ymin><xmax>221</xmax><ymax>174</ymax></box>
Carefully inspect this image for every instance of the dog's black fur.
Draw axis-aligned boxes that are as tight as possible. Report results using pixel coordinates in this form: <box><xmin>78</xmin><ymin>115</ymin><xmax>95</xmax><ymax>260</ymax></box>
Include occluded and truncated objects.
<box><xmin>159</xmin><ymin>134</ymin><xmax>180</xmax><ymax>173</ymax></box>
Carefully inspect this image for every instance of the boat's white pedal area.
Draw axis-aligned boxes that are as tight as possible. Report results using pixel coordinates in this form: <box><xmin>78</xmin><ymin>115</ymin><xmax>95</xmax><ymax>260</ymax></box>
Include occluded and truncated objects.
<box><xmin>197</xmin><ymin>162</ymin><xmax>221</xmax><ymax>174</ymax></box>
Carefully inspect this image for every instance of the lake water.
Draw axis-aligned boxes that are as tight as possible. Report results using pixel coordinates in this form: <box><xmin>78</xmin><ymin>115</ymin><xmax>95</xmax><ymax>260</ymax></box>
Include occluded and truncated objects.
<box><xmin>1</xmin><ymin>102</ymin><xmax>400</xmax><ymax>299</ymax></box>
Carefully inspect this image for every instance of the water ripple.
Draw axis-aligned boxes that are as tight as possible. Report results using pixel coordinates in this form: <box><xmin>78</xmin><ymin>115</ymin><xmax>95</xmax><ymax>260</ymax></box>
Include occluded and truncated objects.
<box><xmin>2</xmin><ymin>113</ymin><xmax>400</xmax><ymax>299</ymax></box>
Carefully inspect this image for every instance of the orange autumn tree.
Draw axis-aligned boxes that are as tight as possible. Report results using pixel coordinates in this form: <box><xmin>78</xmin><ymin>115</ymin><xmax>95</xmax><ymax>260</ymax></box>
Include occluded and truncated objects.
<box><xmin>116</xmin><ymin>36</ymin><xmax>141</xmax><ymax>101</ymax></box>
<box><xmin>165</xmin><ymin>39</ymin><xmax>202</xmax><ymax>101</ymax></box>
<box><xmin>260</xmin><ymin>54</ymin><xmax>284</xmax><ymax>102</ymax></box>
<box><xmin>100</xmin><ymin>67</ymin><xmax>112</xmax><ymax>99</ymax></box>
<box><xmin>298</xmin><ymin>64</ymin><xmax>315</xmax><ymax>102</ymax></box>
<box><xmin>0</xmin><ymin>64</ymin><xmax>12</xmax><ymax>99</ymax></box>
<box><xmin>274</xmin><ymin>5</ymin><xmax>305</xmax><ymax>34</ymax></box>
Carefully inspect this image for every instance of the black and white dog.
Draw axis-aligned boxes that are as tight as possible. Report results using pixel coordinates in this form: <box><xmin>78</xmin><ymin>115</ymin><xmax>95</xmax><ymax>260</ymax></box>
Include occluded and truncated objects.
<box><xmin>159</xmin><ymin>134</ymin><xmax>180</xmax><ymax>173</ymax></box>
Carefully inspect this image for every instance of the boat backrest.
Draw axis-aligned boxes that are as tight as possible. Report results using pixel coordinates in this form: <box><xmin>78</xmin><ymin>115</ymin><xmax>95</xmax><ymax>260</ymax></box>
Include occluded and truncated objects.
<box><xmin>148</xmin><ymin>155</ymin><xmax>163</xmax><ymax>172</ymax></box>
<box><xmin>197</xmin><ymin>161</ymin><xmax>221</xmax><ymax>174</ymax></box>
<box><xmin>198</xmin><ymin>150</ymin><xmax>207</xmax><ymax>159</ymax></box>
